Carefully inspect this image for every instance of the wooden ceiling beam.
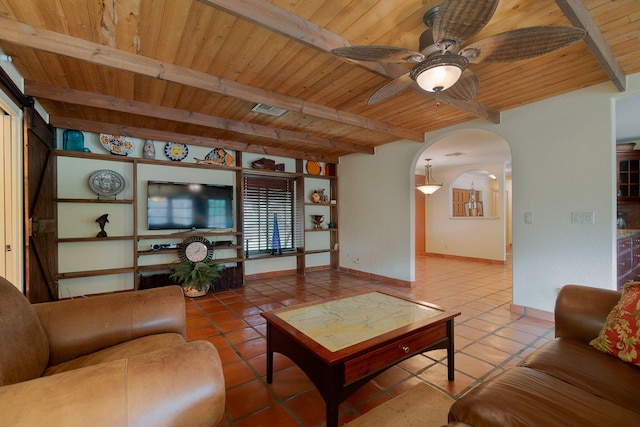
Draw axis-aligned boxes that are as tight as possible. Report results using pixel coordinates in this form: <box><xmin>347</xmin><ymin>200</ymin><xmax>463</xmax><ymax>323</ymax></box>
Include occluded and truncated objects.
<box><xmin>0</xmin><ymin>17</ymin><xmax>423</xmax><ymax>143</ymax></box>
<box><xmin>555</xmin><ymin>0</ymin><xmax>626</xmax><ymax>91</ymax></box>
<box><xmin>25</xmin><ymin>80</ymin><xmax>373</xmax><ymax>155</ymax></box>
<box><xmin>197</xmin><ymin>0</ymin><xmax>500</xmax><ymax>124</ymax></box>
<box><xmin>50</xmin><ymin>116</ymin><xmax>340</xmax><ymax>163</ymax></box>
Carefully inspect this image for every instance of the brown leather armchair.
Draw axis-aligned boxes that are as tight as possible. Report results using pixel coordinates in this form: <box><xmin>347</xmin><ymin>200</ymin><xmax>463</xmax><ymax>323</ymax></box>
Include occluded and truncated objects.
<box><xmin>0</xmin><ymin>276</ymin><xmax>225</xmax><ymax>427</ymax></box>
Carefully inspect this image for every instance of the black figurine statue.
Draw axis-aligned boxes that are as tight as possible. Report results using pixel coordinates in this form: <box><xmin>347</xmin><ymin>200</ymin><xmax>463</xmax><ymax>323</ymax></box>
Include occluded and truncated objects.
<box><xmin>96</xmin><ymin>213</ymin><xmax>109</xmax><ymax>238</ymax></box>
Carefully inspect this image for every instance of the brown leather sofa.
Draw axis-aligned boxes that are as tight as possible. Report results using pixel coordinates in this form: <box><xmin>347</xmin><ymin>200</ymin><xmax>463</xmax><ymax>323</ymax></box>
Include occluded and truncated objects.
<box><xmin>0</xmin><ymin>276</ymin><xmax>225</xmax><ymax>427</ymax></box>
<box><xmin>446</xmin><ymin>284</ymin><xmax>640</xmax><ymax>426</ymax></box>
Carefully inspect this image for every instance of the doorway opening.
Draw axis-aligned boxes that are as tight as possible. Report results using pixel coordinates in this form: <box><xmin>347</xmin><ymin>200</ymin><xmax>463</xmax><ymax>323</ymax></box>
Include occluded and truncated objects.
<box><xmin>414</xmin><ymin>129</ymin><xmax>512</xmax><ymax>266</ymax></box>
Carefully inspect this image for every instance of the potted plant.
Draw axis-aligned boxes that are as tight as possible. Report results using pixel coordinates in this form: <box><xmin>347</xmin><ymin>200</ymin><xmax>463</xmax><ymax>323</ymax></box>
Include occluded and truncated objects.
<box><xmin>169</xmin><ymin>260</ymin><xmax>221</xmax><ymax>297</ymax></box>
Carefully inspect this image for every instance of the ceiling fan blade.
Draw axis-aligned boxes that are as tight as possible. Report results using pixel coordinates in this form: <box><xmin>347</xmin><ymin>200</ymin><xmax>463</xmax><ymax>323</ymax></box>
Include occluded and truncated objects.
<box><xmin>460</xmin><ymin>26</ymin><xmax>586</xmax><ymax>63</ymax></box>
<box><xmin>446</xmin><ymin>69</ymin><xmax>479</xmax><ymax>101</ymax></box>
<box><xmin>368</xmin><ymin>73</ymin><xmax>414</xmax><ymax>105</ymax></box>
<box><xmin>432</xmin><ymin>0</ymin><xmax>499</xmax><ymax>47</ymax></box>
<box><xmin>331</xmin><ymin>46</ymin><xmax>425</xmax><ymax>63</ymax></box>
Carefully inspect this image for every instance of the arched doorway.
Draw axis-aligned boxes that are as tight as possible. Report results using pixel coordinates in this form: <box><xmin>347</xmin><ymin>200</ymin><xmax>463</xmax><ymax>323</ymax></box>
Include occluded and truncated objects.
<box><xmin>414</xmin><ymin>129</ymin><xmax>512</xmax><ymax>263</ymax></box>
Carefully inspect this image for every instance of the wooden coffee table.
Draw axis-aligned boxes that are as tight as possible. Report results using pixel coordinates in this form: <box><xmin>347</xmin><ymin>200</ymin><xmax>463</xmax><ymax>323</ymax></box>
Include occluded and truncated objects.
<box><xmin>261</xmin><ymin>291</ymin><xmax>460</xmax><ymax>427</ymax></box>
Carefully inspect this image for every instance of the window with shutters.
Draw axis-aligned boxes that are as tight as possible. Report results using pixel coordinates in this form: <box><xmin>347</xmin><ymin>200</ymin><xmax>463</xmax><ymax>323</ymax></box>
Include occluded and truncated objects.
<box><xmin>243</xmin><ymin>175</ymin><xmax>302</xmax><ymax>255</ymax></box>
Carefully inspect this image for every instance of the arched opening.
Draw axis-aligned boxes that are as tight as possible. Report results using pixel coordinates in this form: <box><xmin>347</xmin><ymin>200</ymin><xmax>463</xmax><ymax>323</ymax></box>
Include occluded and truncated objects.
<box><xmin>414</xmin><ymin>129</ymin><xmax>512</xmax><ymax>265</ymax></box>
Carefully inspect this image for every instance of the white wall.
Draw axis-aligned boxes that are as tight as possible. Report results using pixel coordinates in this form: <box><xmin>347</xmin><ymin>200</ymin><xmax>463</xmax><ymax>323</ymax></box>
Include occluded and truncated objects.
<box><xmin>339</xmin><ymin>141</ymin><xmax>423</xmax><ymax>282</ymax></box>
<box><xmin>339</xmin><ymin>74</ymin><xmax>640</xmax><ymax>312</ymax></box>
<box><xmin>425</xmin><ymin>162</ymin><xmax>506</xmax><ymax>262</ymax></box>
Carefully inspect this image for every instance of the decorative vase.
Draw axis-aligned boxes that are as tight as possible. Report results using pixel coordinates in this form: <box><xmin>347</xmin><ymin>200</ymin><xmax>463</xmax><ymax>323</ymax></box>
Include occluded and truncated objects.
<box><xmin>143</xmin><ymin>139</ymin><xmax>156</xmax><ymax>159</ymax></box>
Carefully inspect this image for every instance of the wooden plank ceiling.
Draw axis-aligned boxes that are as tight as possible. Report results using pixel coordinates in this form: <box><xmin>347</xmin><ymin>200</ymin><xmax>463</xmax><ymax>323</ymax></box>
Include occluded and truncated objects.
<box><xmin>0</xmin><ymin>0</ymin><xmax>639</xmax><ymax>163</ymax></box>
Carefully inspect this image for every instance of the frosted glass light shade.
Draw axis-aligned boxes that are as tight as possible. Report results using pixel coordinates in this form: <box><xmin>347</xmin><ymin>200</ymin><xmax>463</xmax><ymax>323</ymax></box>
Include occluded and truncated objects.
<box><xmin>416</xmin><ymin>184</ymin><xmax>442</xmax><ymax>195</ymax></box>
<box><xmin>411</xmin><ymin>54</ymin><xmax>468</xmax><ymax>92</ymax></box>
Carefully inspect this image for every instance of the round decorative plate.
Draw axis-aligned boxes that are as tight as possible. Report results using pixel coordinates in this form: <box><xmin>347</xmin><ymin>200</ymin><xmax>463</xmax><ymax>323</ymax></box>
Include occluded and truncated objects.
<box><xmin>88</xmin><ymin>169</ymin><xmax>125</xmax><ymax>198</ymax></box>
<box><xmin>306</xmin><ymin>160</ymin><xmax>321</xmax><ymax>175</ymax></box>
<box><xmin>99</xmin><ymin>133</ymin><xmax>134</xmax><ymax>156</ymax></box>
<box><xmin>164</xmin><ymin>142</ymin><xmax>189</xmax><ymax>161</ymax></box>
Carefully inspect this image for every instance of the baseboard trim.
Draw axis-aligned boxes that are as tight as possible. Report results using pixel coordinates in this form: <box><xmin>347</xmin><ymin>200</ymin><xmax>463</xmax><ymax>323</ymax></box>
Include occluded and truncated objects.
<box><xmin>509</xmin><ymin>304</ymin><xmax>554</xmax><ymax>322</ymax></box>
<box><xmin>338</xmin><ymin>267</ymin><xmax>414</xmax><ymax>288</ymax></box>
<box><xmin>424</xmin><ymin>252</ymin><xmax>506</xmax><ymax>265</ymax></box>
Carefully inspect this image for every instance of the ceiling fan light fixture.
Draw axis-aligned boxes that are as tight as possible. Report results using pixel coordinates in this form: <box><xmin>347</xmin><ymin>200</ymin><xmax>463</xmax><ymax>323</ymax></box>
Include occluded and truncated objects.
<box><xmin>411</xmin><ymin>54</ymin><xmax>468</xmax><ymax>93</ymax></box>
<box><xmin>416</xmin><ymin>159</ymin><xmax>443</xmax><ymax>195</ymax></box>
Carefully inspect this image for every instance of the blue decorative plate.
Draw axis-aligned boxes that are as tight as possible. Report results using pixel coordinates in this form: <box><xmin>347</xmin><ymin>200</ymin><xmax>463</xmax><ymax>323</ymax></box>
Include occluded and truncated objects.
<box><xmin>164</xmin><ymin>142</ymin><xmax>188</xmax><ymax>161</ymax></box>
<box><xmin>88</xmin><ymin>169</ymin><xmax>125</xmax><ymax>198</ymax></box>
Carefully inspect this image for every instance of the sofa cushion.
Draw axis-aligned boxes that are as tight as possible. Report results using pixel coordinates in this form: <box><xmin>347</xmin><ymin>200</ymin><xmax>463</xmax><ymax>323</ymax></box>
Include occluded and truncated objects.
<box><xmin>44</xmin><ymin>333</ymin><xmax>186</xmax><ymax>376</ymax></box>
<box><xmin>520</xmin><ymin>337</ymin><xmax>640</xmax><ymax>415</ymax></box>
<box><xmin>448</xmin><ymin>367</ymin><xmax>640</xmax><ymax>426</ymax></box>
<box><xmin>590</xmin><ymin>281</ymin><xmax>640</xmax><ymax>366</ymax></box>
<box><xmin>0</xmin><ymin>277</ymin><xmax>49</xmax><ymax>386</ymax></box>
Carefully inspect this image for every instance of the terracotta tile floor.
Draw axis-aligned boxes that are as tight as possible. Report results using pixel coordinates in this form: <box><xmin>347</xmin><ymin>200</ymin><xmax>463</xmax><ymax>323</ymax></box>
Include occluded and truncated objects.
<box><xmin>185</xmin><ymin>253</ymin><xmax>555</xmax><ymax>426</ymax></box>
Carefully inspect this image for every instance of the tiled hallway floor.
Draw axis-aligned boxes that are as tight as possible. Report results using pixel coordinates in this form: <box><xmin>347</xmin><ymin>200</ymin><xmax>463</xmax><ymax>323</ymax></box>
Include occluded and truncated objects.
<box><xmin>185</xmin><ymin>254</ymin><xmax>555</xmax><ymax>426</ymax></box>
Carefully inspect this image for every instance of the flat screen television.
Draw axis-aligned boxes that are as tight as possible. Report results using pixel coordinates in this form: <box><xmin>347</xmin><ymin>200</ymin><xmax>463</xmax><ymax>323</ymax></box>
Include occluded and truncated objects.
<box><xmin>147</xmin><ymin>181</ymin><xmax>234</xmax><ymax>230</ymax></box>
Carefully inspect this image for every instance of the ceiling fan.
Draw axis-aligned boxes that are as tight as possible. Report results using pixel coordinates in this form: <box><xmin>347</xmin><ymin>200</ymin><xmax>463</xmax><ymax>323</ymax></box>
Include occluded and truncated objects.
<box><xmin>331</xmin><ymin>0</ymin><xmax>586</xmax><ymax>104</ymax></box>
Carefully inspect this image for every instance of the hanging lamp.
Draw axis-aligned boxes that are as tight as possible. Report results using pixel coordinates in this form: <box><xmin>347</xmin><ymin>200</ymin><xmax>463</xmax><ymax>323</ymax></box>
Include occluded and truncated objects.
<box><xmin>416</xmin><ymin>159</ymin><xmax>442</xmax><ymax>195</ymax></box>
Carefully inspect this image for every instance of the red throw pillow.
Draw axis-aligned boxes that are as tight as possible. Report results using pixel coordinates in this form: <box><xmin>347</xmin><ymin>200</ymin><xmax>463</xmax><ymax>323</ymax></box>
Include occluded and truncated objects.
<box><xmin>590</xmin><ymin>282</ymin><xmax>640</xmax><ymax>366</ymax></box>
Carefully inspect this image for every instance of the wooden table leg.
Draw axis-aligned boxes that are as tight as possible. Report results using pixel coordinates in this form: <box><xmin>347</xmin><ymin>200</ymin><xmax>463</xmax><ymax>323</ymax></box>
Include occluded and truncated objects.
<box><xmin>266</xmin><ymin>323</ymin><xmax>274</xmax><ymax>384</ymax></box>
<box><xmin>446</xmin><ymin>319</ymin><xmax>455</xmax><ymax>381</ymax></box>
<box><xmin>324</xmin><ymin>372</ymin><xmax>340</xmax><ymax>427</ymax></box>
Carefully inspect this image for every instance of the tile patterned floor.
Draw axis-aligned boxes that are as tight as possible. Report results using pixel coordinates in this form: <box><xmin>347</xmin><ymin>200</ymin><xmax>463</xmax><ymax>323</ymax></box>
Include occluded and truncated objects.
<box><xmin>185</xmin><ymin>253</ymin><xmax>555</xmax><ymax>426</ymax></box>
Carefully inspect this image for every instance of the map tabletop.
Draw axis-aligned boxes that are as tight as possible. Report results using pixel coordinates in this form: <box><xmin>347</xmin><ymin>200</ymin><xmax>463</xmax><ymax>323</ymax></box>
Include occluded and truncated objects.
<box><xmin>274</xmin><ymin>291</ymin><xmax>443</xmax><ymax>352</ymax></box>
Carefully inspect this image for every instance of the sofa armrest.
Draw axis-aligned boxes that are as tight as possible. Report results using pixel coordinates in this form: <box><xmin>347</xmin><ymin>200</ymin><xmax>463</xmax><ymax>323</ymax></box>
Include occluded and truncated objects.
<box><xmin>0</xmin><ymin>341</ymin><xmax>225</xmax><ymax>427</ymax></box>
<box><xmin>34</xmin><ymin>286</ymin><xmax>187</xmax><ymax>366</ymax></box>
<box><xmin>554</xmin><ymin>284</ymin><xmax>621</xmax><ymax>342</ymax></box>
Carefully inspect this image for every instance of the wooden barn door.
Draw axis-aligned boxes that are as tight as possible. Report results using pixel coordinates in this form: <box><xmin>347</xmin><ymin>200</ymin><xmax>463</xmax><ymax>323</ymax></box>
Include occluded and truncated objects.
<box><xmin>24</xmin><ymin>106</ymin><xmax>57</xmax><ymax>302</ymax></box>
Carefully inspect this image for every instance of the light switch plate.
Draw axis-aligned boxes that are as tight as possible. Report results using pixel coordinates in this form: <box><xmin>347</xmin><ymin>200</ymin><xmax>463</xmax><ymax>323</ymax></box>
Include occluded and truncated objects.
<box><xmin>571</xmin><ymin>211</ymin><xmax>595</xmax><ymax>224</ymax></box>
<box><xmin>524</xmin><ymin>212</ymin><xmax>533</xmax><ymax>224</ymax></box>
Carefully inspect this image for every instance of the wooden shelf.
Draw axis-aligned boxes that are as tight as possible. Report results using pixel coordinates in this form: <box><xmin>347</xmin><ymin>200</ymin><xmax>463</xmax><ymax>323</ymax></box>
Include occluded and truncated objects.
<box><xmin>55</xmin><ymin>149</ymin><xmax>137</xmax><ymax>163</ymax></box>
<box><xmin>246</xmin><ymin>252</ymin><xmax>302</xmax><ymax>261</ymax></box>
<box><xmin>138</xmin><ymin>245</ymin><xmax>242</xmax><ymax>256</ymax></box>
<box><xmin>56</xmin><ymin>267</ymin><xmax>135</xmax><ymax>279</ymax></box>
<box><xmin>304</xmin><ymin>249</ymin><xmax>338</xmax><ymax>255</ymax></box>
<box><xmin>55</xmin><ymin>149</ymin><xmax>242</xmax><ymax>171</ymax></box>
<box><xmin>58</xmin><ymin>236</ymin><xmax>134</xmax><ymax>243</ymax></box>
<box><xmin>54</xmin><ymin>147</ymin><xmax>339</xmax><ymax>293</ymax></box>
<box><xmin>242</xmin><ymin>168</ymin><xmax>302</xmax><ymax>178</ymax></box>
<box><xmin>137</xmin><ymin>231</ymin><xmax>242</xmax><ymax>240</ymax></box>
<box><xmin>304</xmin><ymin>174</ymin><xmax>337</xmax><ymax>180</ymax></box>
<box><xmin>57</xmin><ymin>198</ymin><xmax>134</xmax><ymax>204</ymax></box>
<box><xmin>137</xmin><ymin>257</ymin><xmax>243</xmax><ymax>273</ymax></box>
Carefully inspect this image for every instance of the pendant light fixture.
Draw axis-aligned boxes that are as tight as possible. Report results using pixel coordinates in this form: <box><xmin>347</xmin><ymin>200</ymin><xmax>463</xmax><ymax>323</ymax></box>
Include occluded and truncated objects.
<box><xmin>416</xmin><ymin>159</ymin><xmax>442</xmax><ymax>195</ymax></box>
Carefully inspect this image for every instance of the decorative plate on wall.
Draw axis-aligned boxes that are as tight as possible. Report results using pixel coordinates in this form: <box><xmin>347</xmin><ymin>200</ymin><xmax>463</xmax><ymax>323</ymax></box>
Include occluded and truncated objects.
<box><xmin>207</xmin><ymin>148</ymin><xmax>234</xmax><ymax>166</ymax></box>
<box><xmin>164</xmin><ymin>142</ymin><xmax>189</xmax><ymax>161</ymax></box>
<box><xmin>99</xmin><ymin>134</ymin><xmax>134</xmax><ymax>156</ymax></box>
<box><xmin>88</xmin><ymin>169</ymin><xmax>125</xmax><ymax>199</ymax></box>
<box><xmin>306</xmin><ymin>160</ymin><xmax>322</xmax><ymax>175</ymax></box>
